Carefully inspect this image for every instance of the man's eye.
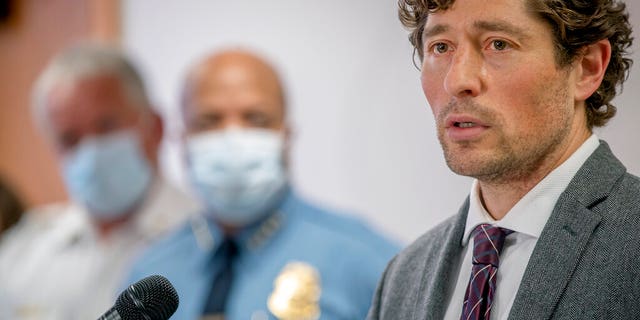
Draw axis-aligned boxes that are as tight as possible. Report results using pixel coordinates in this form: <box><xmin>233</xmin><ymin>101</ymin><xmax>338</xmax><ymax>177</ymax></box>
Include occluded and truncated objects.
<box><xmin>59</xmin><ymin>134</ymin><xmax>79</xmax><ymax>151</ymax></box>
<box><xmin>191</xmin><ymin>114</ymin><xmax>222</xmax><ymax>131</ymax></box>
<box><xmin>433</xmin><ymin>43</ymin><xmax>449</xmax><ymax>54</ymax></box>
<box><xmin>245</xmin><ymin>112</ymin><xmax>271</xmax><ymax>128</ymax></box>
<box><xmin>491</xmin><ymin>40</ymin><xmax>509</xmax><ymax>51</ymax></box>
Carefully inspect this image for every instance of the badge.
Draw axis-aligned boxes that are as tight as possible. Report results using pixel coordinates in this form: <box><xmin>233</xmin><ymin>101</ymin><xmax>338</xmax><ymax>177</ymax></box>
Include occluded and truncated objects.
<box><xmin>267</xmin><ymin>261</ymin><xmax>321</xmax><ymax>320</ymax></box>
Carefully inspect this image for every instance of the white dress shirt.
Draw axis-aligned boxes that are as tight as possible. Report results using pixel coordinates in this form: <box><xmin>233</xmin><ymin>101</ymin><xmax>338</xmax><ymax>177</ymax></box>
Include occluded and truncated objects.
<box><xmin>443</xmin><ymin>134</ymin><xmax>600</xmax><ymax>320</ymax></box>
<box><xmin>0</xmin><ymin>177</ymin><xmax>199</xmax><ymax>320</ymax></box>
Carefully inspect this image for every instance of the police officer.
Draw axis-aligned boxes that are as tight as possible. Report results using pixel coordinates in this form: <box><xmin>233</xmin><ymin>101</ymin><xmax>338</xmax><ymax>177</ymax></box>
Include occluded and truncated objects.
<box><xmin>126</xmin><ymin>49</ymin><xmax>399</xmax><ymax>320</ymax></box>
<box><xmin>0</xmin><ymin>44</ymin><xmax>198</xmax><ymax>319</ymax></box>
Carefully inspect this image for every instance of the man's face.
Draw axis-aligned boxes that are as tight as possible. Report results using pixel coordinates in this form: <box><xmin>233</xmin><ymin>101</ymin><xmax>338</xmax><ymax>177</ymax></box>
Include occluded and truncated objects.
<box><xmin>45</xmin><ymin>75</ymin><xmax>157</xmax><ymax>162</ymax></box>
<box><xmin>182</xmin><ymin>55</ymin><xmax>289</xmax><ymax>230</ymax></box>
<box><xmin>183</xmin><ymin>59</ymin><xmax>285</xmax><ymax>135</ymax></box>
<box><xmin>420</xmin><ymin>0</ymin><xmax>586</xmax><ymax>183</ymax></box>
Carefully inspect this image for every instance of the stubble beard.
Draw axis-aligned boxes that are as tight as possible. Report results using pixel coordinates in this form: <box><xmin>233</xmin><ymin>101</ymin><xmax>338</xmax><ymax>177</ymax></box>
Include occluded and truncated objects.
<box><xmin>436</xmin><ymin>84</ymin><xmax>573</xmax><ymax>185</ymax></box>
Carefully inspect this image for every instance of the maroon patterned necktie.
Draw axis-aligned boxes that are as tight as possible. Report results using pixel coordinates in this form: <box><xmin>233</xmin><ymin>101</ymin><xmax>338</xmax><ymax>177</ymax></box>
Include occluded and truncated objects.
<box><xmin>460</xmin><ymin>224</ymin><xmax>513</xmax><ymax>320</ymax></box>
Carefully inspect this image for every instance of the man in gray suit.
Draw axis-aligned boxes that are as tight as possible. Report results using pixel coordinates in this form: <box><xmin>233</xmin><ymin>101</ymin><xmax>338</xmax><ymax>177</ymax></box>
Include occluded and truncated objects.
<box><xmin>368</xmin><ymin>0</ymin><xmax>637</xmax><ymax>319</ymax></box>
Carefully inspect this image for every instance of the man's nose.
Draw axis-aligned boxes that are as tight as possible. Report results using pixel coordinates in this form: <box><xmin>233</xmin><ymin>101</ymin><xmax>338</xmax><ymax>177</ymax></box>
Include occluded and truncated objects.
<box><xmin>443</xmin><ymin>47</ymin><xmax>483</xmax><ymax>98</ymax></box>
<box><xmin>219</xmin><ymin>117</ymin><xmax>246</xmax><ymax>130</ymax></box>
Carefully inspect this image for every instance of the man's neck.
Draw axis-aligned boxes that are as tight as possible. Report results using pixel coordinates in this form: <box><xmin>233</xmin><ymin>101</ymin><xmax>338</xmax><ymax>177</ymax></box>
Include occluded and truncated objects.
<box><xmin>94</xmin><ymin>213</ymin><xmax>135</xmax><ymax>239</ymax></box>
<box><xmin>478</xmin><ymin>179</ymin><xmax>541</xmax><ymax>220</ymax></box>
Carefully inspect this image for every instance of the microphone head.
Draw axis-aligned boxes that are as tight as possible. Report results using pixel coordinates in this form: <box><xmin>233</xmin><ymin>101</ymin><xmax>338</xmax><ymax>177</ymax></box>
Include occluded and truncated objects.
<box><xmin>115</xmin><ymin>275</ymin><xmax>179</xmax><ymax>320</ymax></box>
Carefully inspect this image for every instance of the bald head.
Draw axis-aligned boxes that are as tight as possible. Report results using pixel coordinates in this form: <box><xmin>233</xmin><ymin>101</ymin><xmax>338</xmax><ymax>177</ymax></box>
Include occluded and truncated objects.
<box><xmin>182</xmin><ymin>50</ymin><xmax>286</xmax><ymax>134</ymax></box>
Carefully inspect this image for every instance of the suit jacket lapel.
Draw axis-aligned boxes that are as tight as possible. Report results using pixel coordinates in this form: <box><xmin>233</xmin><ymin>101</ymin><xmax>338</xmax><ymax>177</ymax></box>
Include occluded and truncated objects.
<box><xmin>508</xmin><ymin>200</ymin><xmax>601</xmax><ymax>319</ymax></box>
<box><xmin>414</xmin><ymin>198</ymin><xmax>469</xmax><ymax>320</ymax></box>
<box><xmin>509</xmin><ymin>141</ymin><xmax>626</xmax><ymax>319</ymax></box>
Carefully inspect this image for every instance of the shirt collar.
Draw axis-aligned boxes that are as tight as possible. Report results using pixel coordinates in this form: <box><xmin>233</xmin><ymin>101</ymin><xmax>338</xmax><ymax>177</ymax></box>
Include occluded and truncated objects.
<box><xmin>129</xmin><ymin>176</ymin><xmax>197</xmax><ymax>237</ymax></box>
<box><xmin>196</xmin><ymin>187</ymin><xmax>294</xmax><ymax>255</ymax></box>
<box><xmin>463</xmin><ymin>134</ymin><xmax>600</xmax><ymax>245</ymax></box>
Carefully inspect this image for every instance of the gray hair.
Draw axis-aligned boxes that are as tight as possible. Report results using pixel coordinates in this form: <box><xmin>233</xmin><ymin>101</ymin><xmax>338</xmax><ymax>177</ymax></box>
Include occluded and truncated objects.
<box><xmin>31</xmin><ymin>44</ymin><xmax>151</xmax><ymax>132</ymax></box>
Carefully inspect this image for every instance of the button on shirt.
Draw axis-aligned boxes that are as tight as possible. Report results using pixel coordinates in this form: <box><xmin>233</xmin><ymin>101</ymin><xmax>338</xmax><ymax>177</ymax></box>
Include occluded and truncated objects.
<box><xmin>0</xmin><ymin>178</ymin><xmax>199</xmax><ymax>320</ymax></box>
<box><xmin>126</xmin><ymin>190</ymin><xmax>399</xmax><ymax>320</ymax></box>
<box><xmin>443</xmin><ymin>134</ymin><xmax>600</xmax><ymax>320</ymax></box>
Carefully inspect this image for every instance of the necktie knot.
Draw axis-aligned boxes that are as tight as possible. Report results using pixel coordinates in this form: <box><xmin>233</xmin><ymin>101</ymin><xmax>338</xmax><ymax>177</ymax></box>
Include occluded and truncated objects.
<box><xmin>216</xmin><ymin>237</ymin><xmax>239</xmax><ymax>261</ymax></box>
<box><xmin>471</xmin><ymin>224</ymin><xmax>513</xmax><ymax>267</ymax></box>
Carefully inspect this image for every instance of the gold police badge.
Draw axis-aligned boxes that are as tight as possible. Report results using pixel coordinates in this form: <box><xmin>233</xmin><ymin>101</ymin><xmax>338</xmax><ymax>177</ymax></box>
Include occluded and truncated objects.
<box><xmin>267</xmin><ymin>261</ymin><xmax>321</xmax><ymax>320</ymax></box>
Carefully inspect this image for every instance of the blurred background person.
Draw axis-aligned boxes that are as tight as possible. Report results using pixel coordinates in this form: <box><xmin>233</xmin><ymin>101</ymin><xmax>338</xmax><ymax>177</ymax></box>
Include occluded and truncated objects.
<box><xmin>1</xmin><ymin>0</ymin><xmax>636</xmax><ymax>258</ymax></box>
<box><xmin>0</xmin><ymin>44</ymin><xmax>199</xmax><ymax>320</ymax></box>
<box><xmin>126</xmin><ymin>49</ymin><xmax>399</xmax><ymax>320</ymax></box>
<box><xmin>0</xmin><ymin>175</ymin><xmax>25</xmax><ymax>238</ymax></box>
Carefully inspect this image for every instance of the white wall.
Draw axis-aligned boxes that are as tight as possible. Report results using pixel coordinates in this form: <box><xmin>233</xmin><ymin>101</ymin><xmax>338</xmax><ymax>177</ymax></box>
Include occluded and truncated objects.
<box><xmin>123</xmin><ymin>0</ymin><xmax>640</xmax><ymax>244</ymax></box>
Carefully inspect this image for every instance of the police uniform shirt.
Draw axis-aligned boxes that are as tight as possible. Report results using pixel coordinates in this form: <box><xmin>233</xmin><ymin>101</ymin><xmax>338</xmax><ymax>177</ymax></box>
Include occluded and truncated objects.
<box><xmin>126</xmin><ymin>189</ymin><xmax>399</xmax><ymax>320</ymax></box>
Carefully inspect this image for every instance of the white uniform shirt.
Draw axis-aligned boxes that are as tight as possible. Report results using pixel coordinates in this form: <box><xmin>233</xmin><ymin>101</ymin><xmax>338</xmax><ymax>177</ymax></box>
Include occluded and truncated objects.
<box><xmin>443</xmin><ymin>134</ymin><xmax>600</xmax><ymax>320</ymax></box>
<box><xmin>0</xmin><ymin>177</ymin><xmax>199</xmax><ymax>320</ymax></box>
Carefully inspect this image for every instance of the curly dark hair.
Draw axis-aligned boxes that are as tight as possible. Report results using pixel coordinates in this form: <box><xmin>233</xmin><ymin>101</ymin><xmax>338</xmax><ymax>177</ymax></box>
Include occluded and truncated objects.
<box><xmin>398</xmin><ymin>0</ymin><xmax>634</xmax><ymax>128</ymax></box>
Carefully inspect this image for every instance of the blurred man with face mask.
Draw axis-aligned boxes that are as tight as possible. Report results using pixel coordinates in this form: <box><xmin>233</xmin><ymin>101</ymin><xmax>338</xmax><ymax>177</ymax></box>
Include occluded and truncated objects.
<box><xmin>126</xmin><ymin>49</ymin><xmax>399</xmax><ymax>320</ymax></box>
<box><xmin>0</xmin><ymin>44</ymin><xmax>199</xmax><ymax>320</ymax></box>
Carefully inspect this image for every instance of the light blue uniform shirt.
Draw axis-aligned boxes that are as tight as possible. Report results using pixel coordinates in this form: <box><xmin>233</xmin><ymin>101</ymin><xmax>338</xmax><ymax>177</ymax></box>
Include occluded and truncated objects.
<box><xmin>126</xmin><ymin>190</ymin><xmax>399</xmax><ymax>320</ymax></box>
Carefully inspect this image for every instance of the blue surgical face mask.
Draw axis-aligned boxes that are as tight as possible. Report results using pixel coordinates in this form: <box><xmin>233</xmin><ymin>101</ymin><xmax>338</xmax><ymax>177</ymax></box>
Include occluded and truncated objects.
<box><xmin>186</xmin><ymin>128</ymin><xmax>287</xmax><ymax>227</ymax></box>
<box><xmin>61</xmin><ymin>130</ymin><xmax>153</xmax><ymax>220</ymax></box>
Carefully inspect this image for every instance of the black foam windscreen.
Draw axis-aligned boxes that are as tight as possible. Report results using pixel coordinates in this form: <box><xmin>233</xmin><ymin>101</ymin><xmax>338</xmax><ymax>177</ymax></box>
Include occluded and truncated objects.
<box><xmin>115</xmin><ymin>275</ymin><xmax>179</xmax><ymax>320</ymax></box>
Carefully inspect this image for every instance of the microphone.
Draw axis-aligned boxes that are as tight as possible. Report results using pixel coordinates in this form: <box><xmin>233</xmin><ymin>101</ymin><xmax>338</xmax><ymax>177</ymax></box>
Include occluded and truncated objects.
<box><xmin>98</xmin><ymin>275</ymin><xmax>179</xmax><ymax>320</ymax></box>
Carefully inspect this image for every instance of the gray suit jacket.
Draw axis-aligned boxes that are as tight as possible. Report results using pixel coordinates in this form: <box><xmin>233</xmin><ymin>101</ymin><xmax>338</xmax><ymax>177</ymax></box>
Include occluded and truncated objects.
<box><xmin>368</xmin><ymin>141</ymin><xmax>640</xmax><ymax>319</ymax></box>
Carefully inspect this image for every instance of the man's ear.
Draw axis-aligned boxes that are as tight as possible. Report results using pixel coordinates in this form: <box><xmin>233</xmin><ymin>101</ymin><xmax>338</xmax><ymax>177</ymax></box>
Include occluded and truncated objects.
<box><xmin>282</xmin><ymin>123</ymin><xmax>293</xmax><ymax>169</ymax></box>
<box><xmin>150</xmin><ymin>111</ymin><xmax>164</xmax><ymax>142</ymax></box>
<box><xmin>574</xmin><ymin>39</ymin><xmax>611</xmax><ymax>102</ymax></box>
<box><xmin>142</xmin><ymin>109</ymin><xmax>165</xmax><ymax>167</ymax></box>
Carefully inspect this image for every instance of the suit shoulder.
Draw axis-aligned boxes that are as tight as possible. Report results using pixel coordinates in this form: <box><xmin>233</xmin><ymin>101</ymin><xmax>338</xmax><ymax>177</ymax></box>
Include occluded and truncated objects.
<box><xmin>603</xmin><ymin>171</ymin><xmax>640</xmax><ymax>216</ymax></box>
<box><xmin>620</xmin><ymin>171</ymin><xmax>640</xmax><ymax>193</ymax></box>
<box><xmin>390</xmin><ymin>214</ymin><xmax>460</xmax><ymax>270</ymax></box>
<box><xmin>369</xmin><ymin>214</ymin><xmax>463</xmax><ymax>319</ymax></box>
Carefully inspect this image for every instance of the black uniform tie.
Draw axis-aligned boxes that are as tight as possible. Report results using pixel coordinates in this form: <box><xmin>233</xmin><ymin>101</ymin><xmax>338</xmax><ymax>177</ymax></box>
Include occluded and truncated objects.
<box><xmin>202</xmin><ymin>237</ymin><xmax>239</xmax><ymax>316</ymax></box>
